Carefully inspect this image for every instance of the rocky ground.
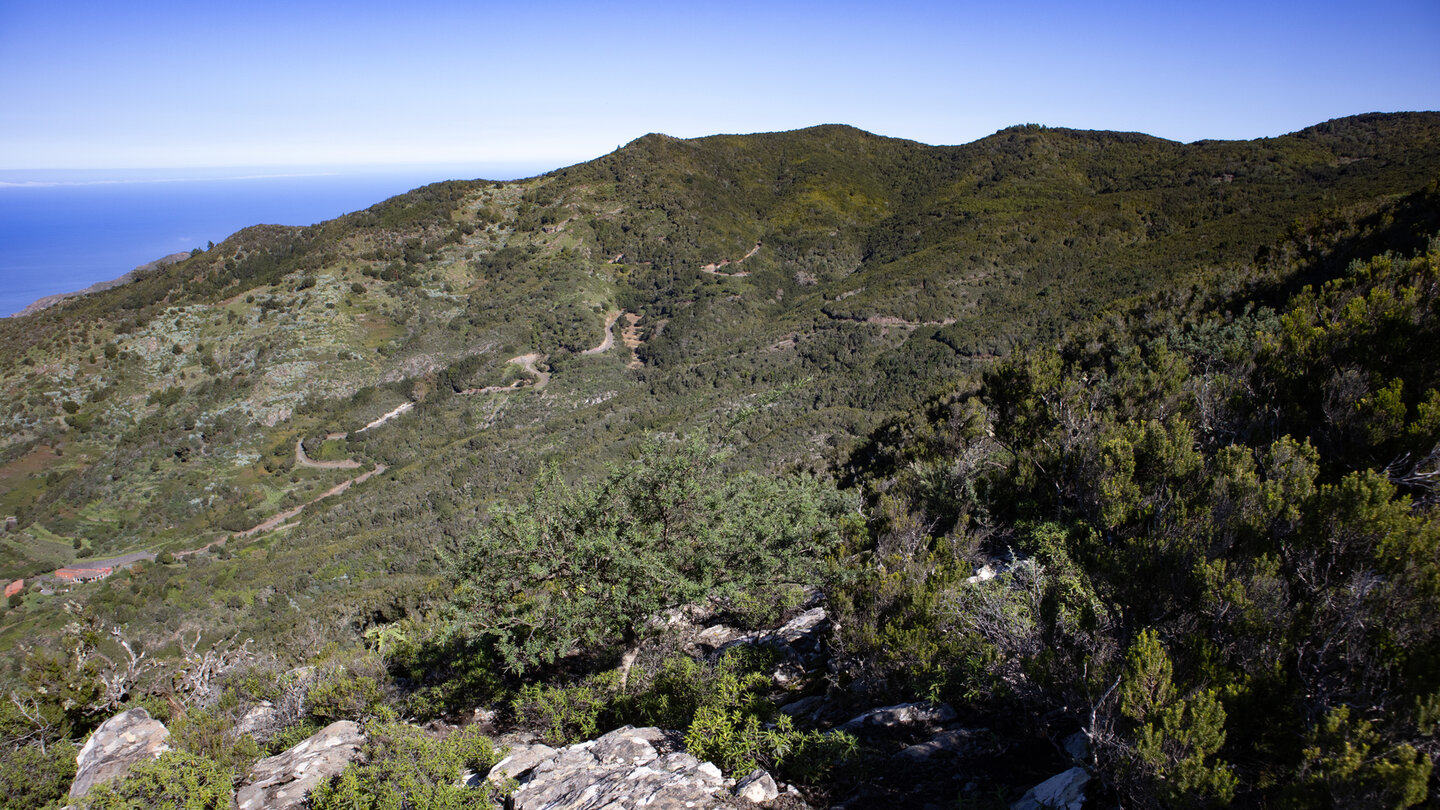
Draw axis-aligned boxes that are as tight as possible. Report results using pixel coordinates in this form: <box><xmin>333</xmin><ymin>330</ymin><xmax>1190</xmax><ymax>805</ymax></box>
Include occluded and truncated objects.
<box><xmin>66</xmin><ymin>597</ymin><xmax>1094</xmax><ymax>809</ymax></box>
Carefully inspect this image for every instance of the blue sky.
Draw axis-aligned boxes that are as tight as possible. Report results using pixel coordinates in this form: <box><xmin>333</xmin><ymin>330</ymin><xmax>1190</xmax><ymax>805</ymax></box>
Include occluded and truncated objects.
<box><xmin>2</xmin><ymin>0</ymin><xmax>1437</xmax><ymax>170</ymax></box>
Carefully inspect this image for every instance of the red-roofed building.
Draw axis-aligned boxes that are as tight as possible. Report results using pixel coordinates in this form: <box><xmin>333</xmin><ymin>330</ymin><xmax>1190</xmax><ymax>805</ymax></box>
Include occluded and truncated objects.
<box><xmin>54</xmin><ymin>567</ymin><xmax>113</xmax><ymax>583</ymax></box>
<box><xmin>4</xmin><ymin>579</ymin><xmax>21</xmax><ymax>598</ymax></box>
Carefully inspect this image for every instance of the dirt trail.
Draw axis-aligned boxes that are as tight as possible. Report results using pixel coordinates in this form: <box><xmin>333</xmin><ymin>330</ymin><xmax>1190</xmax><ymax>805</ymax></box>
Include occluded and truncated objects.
<box><xmin>237</xmin><ymin>464</ymin><xmax>387</xmax><ymax>538</ymax></box>
<box><xmin>460</xmin><ymin>353</ymin><xmax>550</xmax><ymax>394</ymax></box>
<box><xmin>294</xmin><ymin>438</ymin><xmax>363</xmax><ymax>470</ymax></box>
<box><xmin>700</xmin><ymin>242</ymin><xmax>762</xmax><ymax>277</ymax></box>
<box><xmin>582</xmin><ymin>311</ymin><xmax>622</xmax><ymax>356</ymax></box>
<box><xmin>357</xmin><ymin>402</ymin><xmax>414</xmax><ymax>432</ymax></box>
<box><xmin>827</xmin><ymin>313</ymin><xmax>957</xmax><ymax>328</ymax></box>
<box><xmin>620</xmin><ymin>313</ymin><xmax>644</xmax><ymax>368</ymax></box>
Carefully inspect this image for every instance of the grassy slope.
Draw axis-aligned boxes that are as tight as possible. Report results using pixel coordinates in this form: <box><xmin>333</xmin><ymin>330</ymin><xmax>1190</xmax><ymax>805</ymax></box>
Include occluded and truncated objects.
<box><xmin>0</xmin><ymin>113</ymin><xmax>1435</xmax><ymax>656</ymax></box>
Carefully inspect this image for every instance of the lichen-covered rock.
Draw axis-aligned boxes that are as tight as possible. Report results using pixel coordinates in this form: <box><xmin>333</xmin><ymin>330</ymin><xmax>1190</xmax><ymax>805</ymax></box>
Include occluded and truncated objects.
<box><xmin>1011</xmin><ymin>766</ymin><xmax>1090</xmax><ymax>810</ymax></box>
<box><xmin>492</xmin><ymin>725</ymin><xmax>734</xmax><ymax>810</ymax></box>
<box><xmin>69</xmin><ymin>708</ymin><xmax>171</xmax><ymax>800</ymax></box>
<box><xmin>236</xmin><ymin>720</ymin><xmax>364</xmax><ymax>810</ymax></box>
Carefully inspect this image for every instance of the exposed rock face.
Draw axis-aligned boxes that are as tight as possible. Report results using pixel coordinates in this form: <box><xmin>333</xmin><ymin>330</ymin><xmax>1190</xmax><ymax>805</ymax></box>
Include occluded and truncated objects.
<box><xmin>491</xmin><ymin>725</ymin><xmax>734</xmax><ymax>810</ymax></box>
<box><xmin>1011</xmin><ymin>766</ymin><xmax>1090</xmax><ymax>810</ymax></box>
<box><xmin>69</xmin><ymin>707</ymin><xmax>171</xmax><ymax>800</ymax></box>
<box><xmin>486</xmin><ymin>741</ymin><xmax>558</xmax><ymax>785</ymax></box>
<box><xmin>236</xmin><ymin>720</ymin><xmax>365</xmax><ymax>810</ymax></box>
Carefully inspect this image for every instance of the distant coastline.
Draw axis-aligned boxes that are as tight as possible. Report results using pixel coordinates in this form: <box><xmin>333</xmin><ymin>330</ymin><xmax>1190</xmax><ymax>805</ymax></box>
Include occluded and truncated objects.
<box><xmin>0</xmin><ymin>163</ymin><xmax>558</xmax><ymax>319</ymax></box>
<box><xmin>9</xmin><ymin>251</ymin><xmax>190</xmax><ymax>318</ymax></box>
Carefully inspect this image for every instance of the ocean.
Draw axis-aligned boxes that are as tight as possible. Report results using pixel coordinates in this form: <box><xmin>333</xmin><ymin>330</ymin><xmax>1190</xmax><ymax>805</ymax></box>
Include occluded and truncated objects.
<box><xmin>0</xmin><ymin>163</ymin><xmax>555</xmax><ymax>317</ymax></box>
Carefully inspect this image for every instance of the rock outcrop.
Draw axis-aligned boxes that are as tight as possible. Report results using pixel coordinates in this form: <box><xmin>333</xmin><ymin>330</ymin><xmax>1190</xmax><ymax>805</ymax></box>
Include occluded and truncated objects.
<box><xmin>489</xmin><ymin>725</ymin><xmax>734</xmax><ymax>810</ymax></box>
<box><xmin>735</xmin><ymin>768</ymin><xmax>781</xmax><ymax>803</ymax></box>
<box><xmin>236</xmin><ymin>720</ymin><xmax>365</xmax><ymax>810</ymax></box>
<box><xmin>1011</xmin><ymin>766</ymin><xmax>1091</xmax><ymax>810</ymax></box>
<box><xmin>69</xmin><ymin>707</ymin><xmax>171</xmax><ymax>801</ymax></box>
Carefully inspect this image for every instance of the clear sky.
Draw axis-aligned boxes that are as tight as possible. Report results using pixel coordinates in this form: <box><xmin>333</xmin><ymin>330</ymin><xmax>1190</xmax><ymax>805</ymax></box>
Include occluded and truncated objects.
<box><xmin>2</xmin><ymin>0</ymin><xmax>1437</xmax><ymax>170</ymax></box>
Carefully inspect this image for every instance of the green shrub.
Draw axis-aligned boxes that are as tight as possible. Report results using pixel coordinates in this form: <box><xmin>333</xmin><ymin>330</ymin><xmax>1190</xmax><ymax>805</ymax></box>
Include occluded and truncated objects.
<box><xmin>308</xmin><ymin>722</ymin><xmax>500</xmax><ymax>810</ymax></box>
<box><xmin>0</xmin><ymin>741</ymin><xmax>77</xmax><ymax>809</ymax></box>
<box><xmin>510</xmin><ymin>675</ymin><xmax>616</xmax><ymax>746</ymax></box>
<box><xmin>306</xmin><ymin>669</ymin><xmax>391</xmax><ymax>724</ymax></box>
<box><xmin>263</xmin><ymin>719</ymin><xmax>323</xmax><ymax>757</ymax></box>
<box><xmin>678</xmin><ymin>653</ymin><xmax>854</xmax><ymax>783</ymax></box>
<box><xmin>1288</xmin><ymin>705</ymin><xmax>1432</xmax><ymax>809</ymax></box>
<box><xmin>168</xmin><ymin>705</ymin><xmax>261</xmax><ymax>773</ymax></box>
<box><xmin>686</xmin><ymin>706</ymin><xmax>855</xmax><ymax>784</ymax></box>
<box><xmin>82</xmin><ymin>750</ymin><xmax>233</xmax><ymax>810</ymax></box>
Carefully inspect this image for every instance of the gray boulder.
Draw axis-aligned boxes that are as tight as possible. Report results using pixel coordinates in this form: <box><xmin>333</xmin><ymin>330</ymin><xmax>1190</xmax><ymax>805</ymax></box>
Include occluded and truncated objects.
<box><xmin>493</xmin><ymin>725</ymin><xmax>734</xmax><ymax>809</ymax></box>
<box><xmin>735</xmin><ymin>768</ymin><xmax>780</xmax><ymax>803</ymax></box>
<box><xmin>1011</xmin><ymin>766</ymin><xmax>1090</xmax><ymax>810</ymax></box>
<box><xmin>486</xmin><ymin>741</ymin><xmax>557</xmax><ymax>785</ymax></box>
<box><xmin>69</xmin><ymin>708</ymin><xmax>170</xmax><ymax>800</ymax></box>
<box><xmin>236</xmin><ymin>720</ymin><xmax>365</xmax><ymax>810</ymax></box>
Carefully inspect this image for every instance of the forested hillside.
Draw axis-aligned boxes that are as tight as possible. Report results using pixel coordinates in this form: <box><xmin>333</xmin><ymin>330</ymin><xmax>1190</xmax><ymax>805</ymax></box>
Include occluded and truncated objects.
<box><xmin>0</xmin><ymin>114</ymin><xmax>1437</xmax><ymax>808</ymax></box>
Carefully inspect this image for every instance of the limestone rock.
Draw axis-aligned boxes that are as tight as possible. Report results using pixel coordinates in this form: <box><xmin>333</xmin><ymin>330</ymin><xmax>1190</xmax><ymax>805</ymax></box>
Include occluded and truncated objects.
<box><xmin>717</xmin><ymin>607</ymin><xmax>832</xmax><ymax>676</ymax></box>
<box><xmin>236</xmin><ymin>720</ymin><xmax>364</xmax><ymax>810</ymax></box>
<box><xmin>838</xmin><ymin>701</ymin><xmax>957</xmax><ymax>734</ymax></box>
<box><xmin>69</xmin><ymin>708</ymin><xmax>171</xmax><ymax>800</ymax></box>
<box><xmin>735</xmin><ymin>768</ymin><xmax>780</xmax><ymax>803</ymax></box>
<box><xmin>493</xmin><ymin>725</ymin><xmax>734</xmax><ymax>810</ymax></box>
<box><xmin>773</xmin><ymin>607</ymin><xmax>828</xmax><ymax>643</ymax></box>
<box><xmin>1011</xmin><ymin>766</ymin><xmax>1090</xmax><ymax>810</ymax></box>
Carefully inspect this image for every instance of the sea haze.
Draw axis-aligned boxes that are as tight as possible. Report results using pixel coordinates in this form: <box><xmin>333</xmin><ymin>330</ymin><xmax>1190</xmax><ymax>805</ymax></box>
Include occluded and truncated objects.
<box><xmin>0</xmin><ymin>163</ymin><xmax>554</xmax><ymax>317</ymax></box>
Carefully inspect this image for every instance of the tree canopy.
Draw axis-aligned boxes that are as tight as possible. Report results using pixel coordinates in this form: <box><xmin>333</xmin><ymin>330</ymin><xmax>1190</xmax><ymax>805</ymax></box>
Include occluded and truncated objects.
<box><xmin>444</xmin><ymin>436</ymin><xmax>855</xmax><ymax>674</ymax></box>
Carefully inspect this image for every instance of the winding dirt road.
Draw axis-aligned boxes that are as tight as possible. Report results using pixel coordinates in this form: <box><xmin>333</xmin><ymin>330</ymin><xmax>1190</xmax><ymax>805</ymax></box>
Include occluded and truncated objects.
<box><xmin>38</xmin><ymin>328</ymin><xmax>608</xmax><ymax>580</ymax></box>
<box><xmin>582</xmin><ymin>311</ymin><xmax>622</xmax><ymax>356</ymax></box>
